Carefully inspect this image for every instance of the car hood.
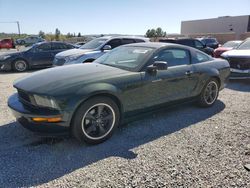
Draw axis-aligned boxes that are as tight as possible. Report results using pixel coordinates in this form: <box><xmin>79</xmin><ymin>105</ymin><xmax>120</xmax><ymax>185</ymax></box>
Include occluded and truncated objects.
<box><xmin>0</xmin><ymin>51</ymin><xmax>21</xmax><ymax>57</ymax></box>
<box><xmin>14</xmin><ymin>63</ymin><xmax>129</xmax><ymax>95</ymax></box>
<box><xmin>221</xmin><ymin>49</ymin><xmax>250</xmax><ymax>57</ymax></box>
<box><xmin>55</xmin><ymin>48</ymin><xmax>94</xmax><ymax>58</ymax></box>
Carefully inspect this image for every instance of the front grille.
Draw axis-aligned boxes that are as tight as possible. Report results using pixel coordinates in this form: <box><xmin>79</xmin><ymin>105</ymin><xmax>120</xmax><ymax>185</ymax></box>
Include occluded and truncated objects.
<box><xmin>228</xmin><ymin>57</ymin><xmax>250</xmax><ymax>70</ymax></box>
<box><xmin>54</xmin><ymin>58</ymin><xmax>66</xmax><ymax>66</ymax></box>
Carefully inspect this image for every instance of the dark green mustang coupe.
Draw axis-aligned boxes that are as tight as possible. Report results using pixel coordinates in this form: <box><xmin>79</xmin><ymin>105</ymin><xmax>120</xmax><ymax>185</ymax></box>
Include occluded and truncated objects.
<box><xmin>8</xmin><ymin>43</ymin><xmax>230</xmax><ymax>144</ymax></box>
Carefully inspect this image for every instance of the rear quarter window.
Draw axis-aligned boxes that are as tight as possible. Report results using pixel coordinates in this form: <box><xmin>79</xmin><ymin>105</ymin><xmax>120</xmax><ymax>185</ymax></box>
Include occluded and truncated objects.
<box><xmin>122</xmin><ymin>39</ymin><xmax>136</xmax><ymax>45</ymax></box>
<box><xmin>193</xmin><ymin>51</ymin><xmax>211</xmax><ymax>63</ymax></box>
<box><xmin>134</xmin><ymin>39</ymin><xmax>146</xmax><ymax>43</ymax></box>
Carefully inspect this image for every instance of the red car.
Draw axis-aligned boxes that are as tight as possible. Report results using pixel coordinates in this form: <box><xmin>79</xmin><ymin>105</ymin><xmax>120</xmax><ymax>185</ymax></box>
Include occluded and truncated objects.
<box><xmin>0</xmin><ymin>38</ymin><xmax>15</xmax><ymax>49</ymax></box>
<box><xmin>213</xmin><ymin>40</ymin><xmax>242</xmax><ymax>58</ymax></box>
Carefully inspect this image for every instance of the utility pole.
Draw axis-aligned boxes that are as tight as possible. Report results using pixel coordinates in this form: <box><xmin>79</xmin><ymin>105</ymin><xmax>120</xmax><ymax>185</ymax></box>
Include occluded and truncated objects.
<box><xmin>16</xmin><ymin>21</ymin><xmax>21</xmax><ymax>37</ymax></box>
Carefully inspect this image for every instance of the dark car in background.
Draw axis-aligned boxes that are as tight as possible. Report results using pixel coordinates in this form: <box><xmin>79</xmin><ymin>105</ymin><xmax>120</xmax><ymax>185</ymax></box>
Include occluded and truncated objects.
<box><xmin>53</xmin><ymin>36</ymin><xmax>149</xmax><ymax>66</ymax></box>
<box><xmin>8</xmin><ymin>42</ymin><xmax>230</xmax><ymax>144</ymax></box>
<box><xmin>198</xmin><ymin>37</ymin><xmax>219</xmax><ymax>49</ymax></box>
<box><xmin>0</xmin><ymin>41</ymin><xmax>76</xmax><ymax>72</ymax></box>
<box><xmin>221</xmin><ymin>38</ymin><xmax>250</xmax><ymax>79</ymax></box>
<box><xmin>213</xmin><ymin>40</ymin><xmax>242</xmax><ymax>58</ymax></box>
<box><xmin>16</xmin><ymin>36</ymin><xmax>45</xmax><ymax>46</ymax></box>
<box><xmin>159</xmin><ymin>38</ymin><xmax>214</xmax><ymax>56</ymax></box>
<box><xmin>0</xmin><ymin>38</ymin><xmax>15</xmax><ymax>49</ymax></box>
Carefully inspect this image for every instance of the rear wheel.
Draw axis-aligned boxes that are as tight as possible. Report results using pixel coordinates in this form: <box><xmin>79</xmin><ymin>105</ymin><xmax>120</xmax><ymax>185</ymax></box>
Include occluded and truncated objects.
<box><xmin>198</xmin><ymin>78</ymin><xmax>219</xmax><ymax>107</ymax></box>
<box><xmin>13</xmin><ymin>59</ymin><xmax>28</xmax><ymax>72</ymax></box>
<box><xmin>72</xmin><ymin>97</ymin><xmax>120</xmax><ymax>144</ymax></box>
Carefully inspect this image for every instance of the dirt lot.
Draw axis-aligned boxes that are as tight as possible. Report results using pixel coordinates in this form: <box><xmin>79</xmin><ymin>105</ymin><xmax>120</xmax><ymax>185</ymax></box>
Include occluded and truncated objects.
<box><xmin>0</xmin><ymin>71</ymin><xmax>249</xmax><ymax>187</ymax></box>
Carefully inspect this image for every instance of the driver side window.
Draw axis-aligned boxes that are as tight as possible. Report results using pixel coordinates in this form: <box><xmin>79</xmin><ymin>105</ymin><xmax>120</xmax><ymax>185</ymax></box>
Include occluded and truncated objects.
<box><xmin>36</xmin><ymin>43</ymin><xmax>51</xmax><ymax>52</ymax></box>
<box><xmin>195</xmin><ymin>40</ymin><xmax>204</xmax><ymax>49</ymax></box>
<box><xmin>154</xmin><ymin>49</ymin><xmax>190</xmax><ymax>67</ymax></box>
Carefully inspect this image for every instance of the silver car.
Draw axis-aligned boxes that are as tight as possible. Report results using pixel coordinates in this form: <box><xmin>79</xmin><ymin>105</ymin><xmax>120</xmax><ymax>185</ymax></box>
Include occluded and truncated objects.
<box><xmin>53</xmin><ymin>36</ymin><xmax>149</xmax><ymax>66</ymax></box>
<box><xmin>16</xmin><ymin>36</ymin><xmax>45</xmax><ymax>45</ymax></box>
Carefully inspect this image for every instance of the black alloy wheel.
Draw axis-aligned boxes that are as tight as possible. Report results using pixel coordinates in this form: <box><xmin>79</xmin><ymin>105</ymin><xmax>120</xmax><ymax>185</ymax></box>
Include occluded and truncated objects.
<box><xmin>72</xmin><ymin>97</ymin><xmax>120</xmax><ymax>144</ymax></box>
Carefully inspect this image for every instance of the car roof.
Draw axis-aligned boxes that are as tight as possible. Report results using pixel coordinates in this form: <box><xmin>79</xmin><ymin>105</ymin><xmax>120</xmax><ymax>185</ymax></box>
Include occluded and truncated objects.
<box><xmin>160</xmin><ymin>37</ymin><xmax>197</xmax><ymax>41</ymax></box>
<box><xmin>35</xmin><ymin>41</ymin><xmax>71</xmax><ymax>45</ymax></box>
<box><xmin>98</xmin><ymin>35</ymin><xmax>149</xmax><ymax>41</ymax></box>
<box><xmin>123</xmin><ymin>42</ymin><xmax>192</xmax><ymax>49</ymax></box>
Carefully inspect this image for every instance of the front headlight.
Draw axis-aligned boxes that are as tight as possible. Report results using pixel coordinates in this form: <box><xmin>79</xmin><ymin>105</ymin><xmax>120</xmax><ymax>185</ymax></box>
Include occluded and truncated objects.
<box><xmin>33</xmin><ymin>94</ymin><xmax>59</xmax><ymax>109</ymax></box>
<box><xmin>0</xmin><ymin>55</ymin><xmax>11</xmax><ymax>61</ymax></box>
<box><xmin>65</xmin><ymin>55</ymin><xmax>80</xmax><ymax>63</ymax></box>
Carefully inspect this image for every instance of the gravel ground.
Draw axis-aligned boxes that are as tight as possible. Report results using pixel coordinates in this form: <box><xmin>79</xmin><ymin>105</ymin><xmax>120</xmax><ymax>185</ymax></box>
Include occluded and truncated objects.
<box><xmin>0</xmin><ymin>71</ymin><xmax>249</xmax><ymax>188</ymax></box>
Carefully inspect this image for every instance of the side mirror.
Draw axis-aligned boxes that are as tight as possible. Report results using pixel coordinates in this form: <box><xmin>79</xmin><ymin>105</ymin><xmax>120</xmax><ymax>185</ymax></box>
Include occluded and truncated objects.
<box><xmin>102</xmin><ymin>45</ymin><xmax>112</xmax><ymax>51</ymax></box>
<box><xmin>146</xmin><ymin>61</ymin><xmax>168</xmax><ymax>74</ymax></box>
<box><xmin>153</xmin><ymin>61</ymin><xmax>168</xmax><ymax>70</ymax></box>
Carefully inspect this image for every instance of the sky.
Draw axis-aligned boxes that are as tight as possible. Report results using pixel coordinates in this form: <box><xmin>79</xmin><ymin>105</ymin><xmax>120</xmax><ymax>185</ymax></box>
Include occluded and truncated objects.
<box><xmin>0</xmin><ymin>0</ymin><xmax>249</xmax><ymax>35</ymax></box>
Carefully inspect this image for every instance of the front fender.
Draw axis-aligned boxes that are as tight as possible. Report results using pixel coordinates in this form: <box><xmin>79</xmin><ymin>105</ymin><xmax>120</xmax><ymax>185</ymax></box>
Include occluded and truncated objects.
<box><xmin>66</xmin><ymin>83</ymin><xmax>122</xmax><ymax>126</ymax></box>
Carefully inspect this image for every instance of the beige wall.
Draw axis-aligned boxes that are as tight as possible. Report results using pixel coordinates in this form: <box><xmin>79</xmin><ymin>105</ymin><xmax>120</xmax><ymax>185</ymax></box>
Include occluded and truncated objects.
<box><xmin>181</xmin><ymin>15</ymin><xmax>250</xmax><ymax>39</ymax></box>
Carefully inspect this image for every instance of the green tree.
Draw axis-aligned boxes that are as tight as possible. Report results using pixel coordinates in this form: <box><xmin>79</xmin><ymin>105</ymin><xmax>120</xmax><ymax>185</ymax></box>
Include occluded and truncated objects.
<box><xmin>66</xmin><ymin>32</ymin><xmax>71</xmax><ymax>38</ymax></box>
<box><xmin>55</xmin><ymin>28</ymin><xmax>61</xmax><ymax>41</ymax></box>
<box><xmin>156</xmin><ymin>27</ymin><xmax>164</xmax><ymax>37</ymax></box>
<box><xmin>145</xmin><ymin>27</ymin><xmax>167</xmax><ymax>38</ymax></box>
<box><xmin>77</xmin><ymin>32</ymin><xmax>81</xmax><ymax>37</ymax></box>
<box><xmin>146</xmin><ymin>29</ymin><xmax>151</xmax><ymax>37</ymax></box>
<box><xmin>38</xmin><ymin>30</ymin><xmax>45</xmax><ymax>39</ymax></box>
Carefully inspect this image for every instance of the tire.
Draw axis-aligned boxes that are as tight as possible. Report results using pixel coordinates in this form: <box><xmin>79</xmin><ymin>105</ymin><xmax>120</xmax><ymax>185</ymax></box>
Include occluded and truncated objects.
<box><xmin>12</xmin><ymin>59</ymin><xmax>28</xmax><ymax>72</ymax></box>
<box><xmin>198</xmin><ymin>78</ymin><xmax>219</xmax><ymax>107</ymax></box>
<box><xmin>71</xmin><ymin>96</ymin><xmax>120</xmax><ymax>144</ymax></box>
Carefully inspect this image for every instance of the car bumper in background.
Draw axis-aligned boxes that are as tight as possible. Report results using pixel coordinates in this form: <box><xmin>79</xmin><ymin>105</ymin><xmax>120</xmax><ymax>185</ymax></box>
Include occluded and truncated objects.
<box><xmin>0</xmin><ymin>61</ymin><xmax>12</xmax><ymax>71</ymax></box>
<box><xmin>8</xmin><ymin>93</ymin><xmax>70</xmax><ymax>135</ymax></box>
<box><xmin>230</xmin><ymin>68</ymin><xmax>250</xmax><ymax>79</ymax></box>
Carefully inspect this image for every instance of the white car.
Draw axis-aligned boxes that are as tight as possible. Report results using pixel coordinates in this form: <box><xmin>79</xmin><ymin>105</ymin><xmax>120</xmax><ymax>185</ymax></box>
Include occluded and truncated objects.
<box><xmin>53</xmin><ymin>36</ymin><xmax>149</xmax><ymax>66</ymax></box>
<box><xmin>221</xmin><ymin>38</ymin><xmax>250</xmax><ymax>79</ymax></box>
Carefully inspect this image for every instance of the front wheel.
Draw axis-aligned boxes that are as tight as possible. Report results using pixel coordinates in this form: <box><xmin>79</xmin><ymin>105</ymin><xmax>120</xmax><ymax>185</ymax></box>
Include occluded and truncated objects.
<box><xmin>13</xmin><ymin>59</ymin><xmax>28</xmax><ymax>72</ymax></box>
<box><xmin>198</xmin><ymin>78</ymin><xmax>219</xmax><ymax>107</ymax></box>
<box><xmin>71</xmin><ymin>97</ymin><xmax>120</xmax><ymax>144</ymax></box>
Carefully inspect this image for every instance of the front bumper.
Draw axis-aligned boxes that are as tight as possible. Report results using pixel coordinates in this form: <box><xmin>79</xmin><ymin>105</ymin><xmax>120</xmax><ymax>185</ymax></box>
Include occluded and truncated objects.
<box><xmin>8</xmin><ymin>93</ymin><xmax>70</xmax><ymax>135</ymax></box>
<box><xmin>0</xmin><ymin>60</ymin><xmax>12</xmax><ymax>71</ymax></box>
<box><xmin>230</xmin><ymin>68</ymin><xmax>250</xmax><ymax>79</ymax></box>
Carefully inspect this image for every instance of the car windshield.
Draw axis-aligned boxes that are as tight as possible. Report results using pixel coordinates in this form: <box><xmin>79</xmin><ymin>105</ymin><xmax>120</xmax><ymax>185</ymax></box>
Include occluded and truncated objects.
<box><xmin>237</xmin><ymin>39</ymin><xmax>250</xmax><ymax>50</ymax></box>
<box><xmin>222</xmin><ymin>41</ymin><xmax>242</xmax><ymax>48</ymax></box>
<box><xmin>95</xmin><ymin>46</ymin><xmax>154</xmax><ymax>71</ymax></box>
<box><xmin>80</xmin><ymin>38</ymin><xmax>108</xmax><ymax>49</ymax></box>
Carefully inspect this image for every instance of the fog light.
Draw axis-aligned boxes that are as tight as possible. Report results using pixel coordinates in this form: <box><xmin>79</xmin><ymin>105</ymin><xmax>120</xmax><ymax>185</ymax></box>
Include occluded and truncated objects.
<box><xmin>32</xmin><ymin>117</ymin><xmax>62</xmax><ymax>123</ymax></box>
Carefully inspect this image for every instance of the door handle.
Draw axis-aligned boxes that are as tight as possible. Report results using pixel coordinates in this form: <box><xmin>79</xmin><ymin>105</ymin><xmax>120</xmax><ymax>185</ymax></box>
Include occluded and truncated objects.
<box><xmin>185</xmin><ymin>70</ymin><xmax>193</xmax><ymax>76</ymax></box>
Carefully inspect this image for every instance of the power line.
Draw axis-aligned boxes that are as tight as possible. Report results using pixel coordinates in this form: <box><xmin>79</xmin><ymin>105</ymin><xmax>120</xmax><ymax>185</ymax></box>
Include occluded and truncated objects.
<box><xmin>0</xmin><ymin>21</ymin><xmax>21</xmax><ymax>36</ymax></box>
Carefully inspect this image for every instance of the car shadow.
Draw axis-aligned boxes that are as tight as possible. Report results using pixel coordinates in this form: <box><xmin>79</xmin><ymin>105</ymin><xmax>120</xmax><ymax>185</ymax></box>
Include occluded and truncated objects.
<box><xmin>0</xmin><ymin>100</ymin><xmax>225</xmax><ymax>187</ymax></box>
<box><xmin>0</xmin><ymin>70</ymin><xmax>37</xmax><ymax>74</ymax></box>
<box><xmin>226</xmin><ymin>79</ymin><xmax>250</xmax><ymax>92</ymax></box>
